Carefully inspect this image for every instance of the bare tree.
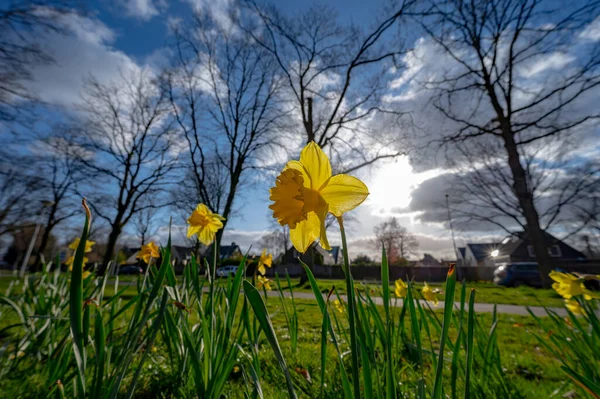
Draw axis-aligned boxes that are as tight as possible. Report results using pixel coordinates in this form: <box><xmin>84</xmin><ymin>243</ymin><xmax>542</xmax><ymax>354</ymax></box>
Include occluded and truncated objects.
<box><xmin>31</xmin><ymin>134</ymin><xmax>86</xmax><ymax>268</ymax></box>
<box><xmin>414</xmin><ymin>0</ymin><xmax>600</xmax><ymax>286</ymax></box>
<box><xmin>165</xmin><ymin>12</ymin><xmax>287</xmax><ymax>249</ymax></box>
<box><xmin>244</xmin><ymin>1</ymin><xmax>414</xmax><ymax>173</ymax></box>
<box><xmin>0</xmin><ymin>1</ymin><xmax>79</xmax><ymax>126</ymax></box>
<box><xmin>133</xmin><ymin>200</ymin><xmax>157</xmax><ymax>247</ymax></box>
<box><xmin>72</xmin><ymin>71</ymin><xmax>179</xmax><ymax>273</ymax></box>
<box><xmin>446</xmin><ymin>138</ymin><xmax>600</xmax><ymax>239</ymax></box>
<box><xmin>0</xmin><ymin>163</ymin><xmax>44</xmax><ymax>237</ymax></box>
<box><xmin>257</xmin><ymin>219</ymin><xmax>290</xmax><ymax>259</ymax></box>
<box><xmin>373</xmin><ymin>217</ymin><xmax>419</xmax><ymax>264</ymax></box>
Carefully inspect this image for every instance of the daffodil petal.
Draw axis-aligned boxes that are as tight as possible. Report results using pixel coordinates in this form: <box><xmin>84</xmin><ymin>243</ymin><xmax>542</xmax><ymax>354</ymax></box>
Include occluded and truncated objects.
<box><xmin>320</xmin><ymin>174</ymin><xmax>369</xmax><ymax>217</ymax></box>
<box><xmin>299</xmin><ymin>142</ymin><xmax>332</xmax><ymax>190</ymax></box>
<box><xmin>289</xmin><ymin>212</ymin><xmax>321</xmax><ymax>253</ymax></box>
<box><xmin>316</xmin><ymin>200</ymin><xmax>331</xmax><ymax>251</ymax></box>
<box><xmin>284</xmin><ymin>160</ymin><xmax>311</xmax><ymax>188</ymax></box>
<box><xmin>187</xmin><ymin>225</ymin><xmax>200</xmax><ymax>238</ymax></box>
<box><xmin>198</xmin><ymin>227</ymin><xmax>215</xmax><ymax>246</ymax></box>
<box><xmin>549</xmin><ymin>271</ymin><xmax>576</xmax><ymax>283</ymax></box>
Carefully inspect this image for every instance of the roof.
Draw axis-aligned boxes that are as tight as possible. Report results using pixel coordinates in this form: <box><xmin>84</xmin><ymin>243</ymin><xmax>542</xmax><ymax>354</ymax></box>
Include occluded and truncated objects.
<box><xmin>326</xmin><ymin>246</ymin><xmax>341</xmax><ymax>263</ymax></box>
<box><xmin>498</xmin><ymin>231</ymin><xmax>586</xmax><ymax>259</ymax></box>
<box><xmin>220</xmin><ymin>242</ymin><xmax>241</xmax><ymax>258</ymax></box>
<box><xmin>458</xmin><ymin>247</ymin><xmax>466</xmax><ymax>258</ymax></box>
<box><xmin>467</xmin><ymin>243</ymin><xmax>498</xmax><ymax>261</ymax></box>
<box><xmin>201</xmin><ymin>242</ymin><xmax>242</xmax><ymax>259</ymax></box>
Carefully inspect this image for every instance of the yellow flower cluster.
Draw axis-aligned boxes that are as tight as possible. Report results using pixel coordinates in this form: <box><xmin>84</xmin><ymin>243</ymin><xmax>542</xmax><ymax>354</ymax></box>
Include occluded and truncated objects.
<box><xmin>256</xmin><ymin>249</ymin><xmax>273</xmax><ymax>290</ymax></box>
<box><xmin>65</xmin><ymin>237</ymin><xmax>95</xmax><ymax>279</ymax></box>
<box><xmin>186</xmin><ymin>203</ymin><xmax>225</xmax><ymax>246</ymax></box>
<box><xmin>549</xmin><ymin>271</ymin><xmax>600</xmax><ymax>314</ymax></box>
<box><xmin>421</xmin><ymin>282</ymin><xmax>440</xmax><ymax>306</ymax></box>
<box><xmin>549</xmin><ymin>271</ymin><xmax>600</xmax><ymax>301</ymax></box>
<box><xmin>136</xmin><ymin>241</ymin><xmax>160</xmax><ymax>264</ymax></box>
<box><xmin>394</xmin><ymin>279</ymin><xmax>407</xmax><ymax>298</ymax></box>
<box><xmin>333</xmin><ymin>299</ymin><xmax>345</xmax><ymax>314</ymax></box>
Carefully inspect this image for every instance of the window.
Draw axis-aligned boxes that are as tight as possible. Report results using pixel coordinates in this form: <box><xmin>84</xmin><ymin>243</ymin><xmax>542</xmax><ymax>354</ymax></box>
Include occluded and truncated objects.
<box><xmin>528</xmin><ymin>244</ymin><xmax>562</xmax><ymax>257</ymax></box>
<box><xmin>548</xmin><ymin>245</ymin><xmax>562</xmax><ymax>257</ymax></box>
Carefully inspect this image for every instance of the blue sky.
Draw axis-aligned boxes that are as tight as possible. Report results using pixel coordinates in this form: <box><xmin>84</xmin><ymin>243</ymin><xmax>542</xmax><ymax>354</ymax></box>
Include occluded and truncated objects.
<box><xmin>14</xmin><ymin>0</ymin><xmax>600</xmax><ymax>259</ymax></box>
<box><xmin>69</xmin><ymin>0</ymin><xmax>409</xmax><ymax>244</ymax></box>
<box><xmin>87</xmin><ymin>0</ymin><xmax>384</xmax><ymax>59</ymax></box>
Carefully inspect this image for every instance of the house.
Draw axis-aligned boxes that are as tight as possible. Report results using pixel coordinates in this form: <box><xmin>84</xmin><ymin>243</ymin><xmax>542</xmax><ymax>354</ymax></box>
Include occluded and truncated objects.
<box><xmin>458</xmin><ymin>243</ymin><xmax>499</xmax><ymax>267</ymax></box>
<box><xmin>202</xmin><ymin>242</ymin><xmax>243</xmax><ymax>262</ymax></box>
<box><xmin>456</xmin><ymin>247</ymin><xmax>466</xmax><ymax>264</ymax></box>
<box><xmin>494</xmin><ymin>231</ymin><xmax>586</xmax><ymax>264</ymax></box>
<box><xmin>171</xmin><ymin>245</ymin><xmax>196</xmax><ymax>265</ymax></box>
<box><xmin>414</xmin><ymin>253</ymin><xmax>442</xmax><ymax>267</ymax></box>
<box><xmin>280</xmin><ymin>243</ymin><xmax>341</xmax><ymax>265</ymax></box>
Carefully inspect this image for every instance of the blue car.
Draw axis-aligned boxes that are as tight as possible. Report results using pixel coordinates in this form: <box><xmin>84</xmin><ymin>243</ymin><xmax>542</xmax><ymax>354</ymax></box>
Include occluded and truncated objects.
<box><xmin>493</xmin><ymin>262</ymin><xmax>542</xmax><ymax>288</ymax></box>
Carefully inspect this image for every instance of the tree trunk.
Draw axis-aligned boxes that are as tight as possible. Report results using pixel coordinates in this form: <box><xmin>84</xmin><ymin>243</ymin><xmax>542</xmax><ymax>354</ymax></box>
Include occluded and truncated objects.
<box><xmin>101</xmin><ymin>225</ymin><xmax>122</xmax><ymax>275</ymax></box>
<box><xmin>502</xmin><ymin>130</ymin><xmax>552</xmax><ymax>287</ymax></box>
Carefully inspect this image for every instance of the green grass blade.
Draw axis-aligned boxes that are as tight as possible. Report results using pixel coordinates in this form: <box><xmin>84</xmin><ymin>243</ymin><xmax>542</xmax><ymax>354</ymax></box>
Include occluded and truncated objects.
<box><xmin>319</xmin><ymin>304</ymin><xmax>329</xmax><ymax>398</ymax></box>
<box><xmin>92</xmin><ymin>309</ymin><xmax>105</xmax><ymax>399</ymax></box>
<box><xmin>126</xmin><ymin>290</ymin><xmax>169</xmax><ymax>399</ymax></box>
<box><xmin>464</xmin><ymin>289</ymin><xmax>476</xmax><ymax>399</ymax></box>
<box><xmin>380</xmin><ymin>245</ymin><xmax>395</xmax><ymax>399</ymax></box>
<box><xmin>70</xmin><ymin>199</ymin><xmax>91</xmax><ymax>397</ymax></box>
<box><xmin>432</xmin><ymin>265</ymin><xmax>457</xmax><ymax>399</ymax></box>
<box><xmin>451</xmin><ymin>281</ymin><xmax>466</xmax><ymax>399</ymax></box>
<box><xmin>243</xmin><ymin>280</ymin><xmax>297</xmax><ymax>399</ymax></box>
<box><xmin>337</xmin><ymin>216</ymin><xmax>360</xmax><ymax>398</ymax></box>
<box><xmin>561</xmin><ymin>366</ymin><xmax>600</xmax><ymax>398</ymax></box>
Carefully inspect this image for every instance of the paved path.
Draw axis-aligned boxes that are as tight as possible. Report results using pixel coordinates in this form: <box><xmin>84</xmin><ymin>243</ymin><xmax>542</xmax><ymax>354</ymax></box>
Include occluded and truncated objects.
<box><xmin>267</xmin><ymin>290</ymin><xmax>567</xmax><ymax>317</ymax></box>
<box><xmin>0</xmin><ymin>274</ymin><xmax>565</xmax><ymax>317</ymax></box>
<box><xmin>101</xmin><ymin>279</ymin><xmax>568</xmax><ymax>317</ymax></box>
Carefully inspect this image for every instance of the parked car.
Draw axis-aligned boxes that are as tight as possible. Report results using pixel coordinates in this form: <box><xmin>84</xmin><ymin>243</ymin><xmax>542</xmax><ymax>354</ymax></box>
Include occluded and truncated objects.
<box><xmin>493</xmin><ymin>262</ymin><xmax>542</xmax><ymax>287</ymax></box>
<box><xmin>118</xmin><ymin>265</ymin><xmax>143</xmax><ymax>275</ymax></box>
<box><xmin>216</xmin><ymin>265</ymin><xmax>238</xmax><ymax>277</ymax></box>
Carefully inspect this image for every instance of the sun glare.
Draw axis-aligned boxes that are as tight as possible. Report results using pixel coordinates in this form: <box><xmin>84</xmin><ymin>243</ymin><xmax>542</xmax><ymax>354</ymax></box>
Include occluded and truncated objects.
<box><xmin>368</xmin><ymin>156</ymin><xmax>443</xmax><ymax>214</ymax></box>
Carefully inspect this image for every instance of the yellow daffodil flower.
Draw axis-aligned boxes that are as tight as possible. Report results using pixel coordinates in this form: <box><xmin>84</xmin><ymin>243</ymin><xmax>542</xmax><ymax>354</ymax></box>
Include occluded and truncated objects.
<box><xmin>269</xmin><ymin>142</ymin><xmax>369</xmax><ymax>253</ymax></box>
<box><xmin>564</xmin><ymin>299</ymin><xmax>583</xmax><ymax>314</ymax></box>
<box><xmin>421</xmin><ymin>282</ymin><xmax>439</xmax><ymax>306</ymax></box>
<box><xmin>257</xmin><ymin>275</ymin><xmax>272</xmax><ymax>290</ymax></box>
<box><xmin>137</xmin><ymin>241</ymin><xmax>160</xmax><ymax>264</ymax></box>
<box><xmin>394</xmin><ymin>278</ymin><xmax>407</xmax><ymax>298</ymax></box>
<box><xmin>257</xmin><ymin>249</ymin><xmax>273</xmax><ymax>275</ymax></box>
<box><xmin>66</xmin><ymin>255</ymin><xmax>89</xmax><ymax>271</ymax></box>
<box><xmin>549</xmin><ymin>271</ymin><xmax>598</xmax><ymax>300</ymax></box>
<box><xmin>333</xmin><ymin>299</ymin><xmax>345</xmax><ymax>314</ymax></box>
<box><xmin>187</xmin><ymin>204</ymin><xmax>226</xmax><ymax>246</ymax></box>
<box><xmin>68</xmin><ymin>238</ymin><xmax>95</xmax><ymax>253</ymax></box>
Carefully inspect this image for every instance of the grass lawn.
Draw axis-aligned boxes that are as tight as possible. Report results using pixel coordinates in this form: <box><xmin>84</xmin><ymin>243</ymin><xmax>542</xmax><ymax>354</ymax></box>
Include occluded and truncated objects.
<box><xmin>0</xmin><ymin>293</ymin><xmax>567</xmax><ymax>398</ymax></box>
<box><xmin>0</xmin><ymin>274</ymin><xmax>565</xmax><ymax>307</ymax></box>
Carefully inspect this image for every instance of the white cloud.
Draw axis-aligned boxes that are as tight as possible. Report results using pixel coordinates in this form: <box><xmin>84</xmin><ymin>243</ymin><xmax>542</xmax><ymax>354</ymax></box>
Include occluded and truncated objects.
<box><xmin>185</xmin><ymin>0</ymin><xmax>238</xmax><ymax>32</ymax></box>
<box><xmin>580</xmin><ymin>16</ymin><xmax>600</xmax><ymax>41</ymax></box>
<box><xmin>118</xmin><ymin>0</ymin><xmax>164</xmax><ymax>21</ymax></box>
<box><xmin>520</xmin><ymin>52</ymin><xmax>575</xmax><ymax>78</ymax></box>
<box><xmin>24</xmin><ymin>13</ymin><xmax>143</xmax><ymax>108</ymax></box>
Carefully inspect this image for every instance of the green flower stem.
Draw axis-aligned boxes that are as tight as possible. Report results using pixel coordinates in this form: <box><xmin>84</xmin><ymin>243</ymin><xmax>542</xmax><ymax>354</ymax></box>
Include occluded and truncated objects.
<box><xmin>337</xmin><ymin>216</ymin><xmax>361</xmax><ymax>398</ymax></box>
